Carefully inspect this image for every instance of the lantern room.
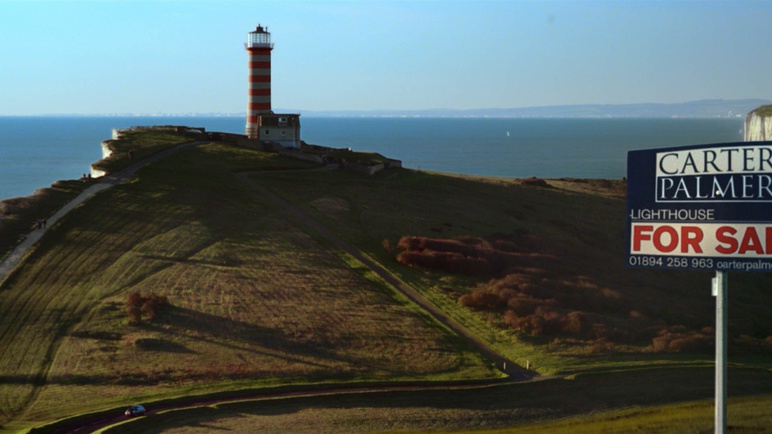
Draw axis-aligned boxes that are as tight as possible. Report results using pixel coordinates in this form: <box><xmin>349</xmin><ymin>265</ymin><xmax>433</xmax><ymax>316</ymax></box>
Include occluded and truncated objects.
<box><xmin>246</xmin><ymin>25</ymin><xmax>273</xmax><ymax>49</ymax></box>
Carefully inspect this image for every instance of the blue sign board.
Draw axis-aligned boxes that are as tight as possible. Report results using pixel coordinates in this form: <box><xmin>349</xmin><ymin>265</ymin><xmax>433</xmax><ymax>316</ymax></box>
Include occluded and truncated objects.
<box><xmin>627</xmin><ymin>141</ymin><xmax>772</xmax><ymax>272</ymax></box>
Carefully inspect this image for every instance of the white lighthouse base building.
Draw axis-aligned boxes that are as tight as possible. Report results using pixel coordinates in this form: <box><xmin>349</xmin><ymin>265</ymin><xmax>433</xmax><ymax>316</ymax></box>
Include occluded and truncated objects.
<box><xmin>250</xmin><ymin>113</ymin><xmax>301</xmax><ymax>148</ymax></box>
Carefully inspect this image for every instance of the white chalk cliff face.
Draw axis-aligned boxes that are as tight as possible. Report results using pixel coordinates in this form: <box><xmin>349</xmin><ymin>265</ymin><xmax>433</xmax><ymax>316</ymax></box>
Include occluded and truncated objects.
<box><xmin>744</xmin><ymin>106</ymin><xmax>772</xmax><ymax>141</ymax></box>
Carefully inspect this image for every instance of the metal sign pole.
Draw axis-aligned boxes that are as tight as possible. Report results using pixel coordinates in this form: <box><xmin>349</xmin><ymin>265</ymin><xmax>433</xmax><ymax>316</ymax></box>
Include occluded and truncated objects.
<box><xmin>713</xmin><ymin>271</ymin><xmax>727</xmax><ymax>434</ymax></box>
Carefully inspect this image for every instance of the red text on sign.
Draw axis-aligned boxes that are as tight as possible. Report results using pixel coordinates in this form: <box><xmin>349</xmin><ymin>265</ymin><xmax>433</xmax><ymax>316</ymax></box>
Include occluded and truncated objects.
<box><xmin>631</xmin><ymin>223</ymin><xmax>772</xmax><ymax>257</ymax></box>
<box><xmin>632</xmin><ymin>225</ymin><xmax>704</xmax><ymax>253</ymax></box>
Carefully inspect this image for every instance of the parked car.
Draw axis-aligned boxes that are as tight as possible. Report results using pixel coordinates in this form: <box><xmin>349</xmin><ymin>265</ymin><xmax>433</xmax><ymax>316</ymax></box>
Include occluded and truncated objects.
<box><xmin>124</xmin><ymin>404</ymin><xmax>146</xmax><ymax>417</ymax></box>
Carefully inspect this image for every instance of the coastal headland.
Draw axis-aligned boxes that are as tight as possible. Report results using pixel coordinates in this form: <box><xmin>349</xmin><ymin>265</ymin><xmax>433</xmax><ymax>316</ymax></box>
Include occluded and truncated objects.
<box><xmin>0</xmin><ymin>126</ymin><xmax>769</xmax><ymax>433</ymax></box>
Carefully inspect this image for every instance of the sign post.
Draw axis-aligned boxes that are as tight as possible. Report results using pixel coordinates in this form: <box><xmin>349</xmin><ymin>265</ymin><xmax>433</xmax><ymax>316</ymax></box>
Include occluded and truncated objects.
<box><xmin>627</xmin><ymin>141</ymin><xmax>772</xmax><ymax>434</ymax></box>
<box><xmin>713</xmin><ymin>271</ymin><xmax>727</xmax><ymax>433</ymax></box>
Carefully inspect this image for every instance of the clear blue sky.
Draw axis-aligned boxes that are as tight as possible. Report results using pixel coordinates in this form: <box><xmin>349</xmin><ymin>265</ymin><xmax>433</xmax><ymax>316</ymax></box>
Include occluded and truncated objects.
<box><xmin>1</xmin><ymin>0</ymin><xmax>771</xmax><ymax>115</ymax></box>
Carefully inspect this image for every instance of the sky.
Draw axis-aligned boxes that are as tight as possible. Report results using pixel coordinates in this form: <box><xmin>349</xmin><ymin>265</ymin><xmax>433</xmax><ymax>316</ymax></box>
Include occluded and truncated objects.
<box><xmin>1</xmin><ymin>0</ymin><xmax>771</xmax><ymax>115</ymax></box>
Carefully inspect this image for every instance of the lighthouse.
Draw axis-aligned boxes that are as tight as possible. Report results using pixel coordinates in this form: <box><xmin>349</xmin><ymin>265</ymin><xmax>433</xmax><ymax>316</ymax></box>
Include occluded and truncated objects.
<box><xmin>245</xmin><ymin>24</ymin><xmax>300</xmax><ymax>147</ymax></box>
<box><xmin>245</xmin><ymin>24</ymin><xmax>272</xmax><ymax>135</ymax></box>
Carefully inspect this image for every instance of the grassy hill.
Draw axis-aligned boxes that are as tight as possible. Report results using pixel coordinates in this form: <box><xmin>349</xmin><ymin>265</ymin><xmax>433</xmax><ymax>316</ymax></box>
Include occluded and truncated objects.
<box><xmin>0</xmin><ymin>130</ymin><xmax>770</xmax><ymax>432</ymax></box>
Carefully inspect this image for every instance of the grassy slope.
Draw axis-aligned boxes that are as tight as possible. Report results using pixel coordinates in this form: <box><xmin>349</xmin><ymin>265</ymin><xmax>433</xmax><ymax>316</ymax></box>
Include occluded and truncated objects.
<box><xmin>0</xmin><ymin>181</ymin><xmax>93</xmax><ymax>262</ymax></box>
<box><xmin>0</xmin><ymin>143</ymin><xmax>493</xmax><ymax>431</ymax></box>
<box><xmin>253</xmin><ymin>169</ymin><xmax>772</xmax><ymax>373</ymax></box>
<box><xmin>0</xmin><ymin>130</ymin><xmax>192</xmax><ymax>263</ymax></box>
<box><xmin>0</xmin><ymin>133</ymin><xmax>770</xmax><ymax>432</ymax></box>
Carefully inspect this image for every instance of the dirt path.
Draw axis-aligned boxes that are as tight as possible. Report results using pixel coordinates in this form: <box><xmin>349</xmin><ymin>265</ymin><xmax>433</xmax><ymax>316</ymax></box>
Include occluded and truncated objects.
<box><xmin>0</xmin><ymin>142</ymin><xmax>201</xmax><ymax>285</ymax></box>
<box><xmin>234</xmin><ymin>171</ymin><xmax>533</xmax><ymax>380</ymax></box>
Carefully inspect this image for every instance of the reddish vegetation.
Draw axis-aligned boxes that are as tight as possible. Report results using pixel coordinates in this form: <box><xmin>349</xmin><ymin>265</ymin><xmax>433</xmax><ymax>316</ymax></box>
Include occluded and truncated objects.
<box><xmin>126</xmin><ymin>292</ymin><xmax>169</xmax><ymax>325</ymax></box>
<box><xmin>396</xmin><ymin>235</ymin><xmax>555</xmax><ymax>276</ymax></box>
<box><xmin>395</xmin><ymin>234</ymin><xmax>730</xmax><ymax>354</ymax></box>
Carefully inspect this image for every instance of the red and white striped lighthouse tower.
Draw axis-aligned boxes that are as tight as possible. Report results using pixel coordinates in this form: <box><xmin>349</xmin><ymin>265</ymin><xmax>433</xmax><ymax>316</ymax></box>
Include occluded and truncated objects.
<box><xmin>245</xmin><ymin>24</ymin><xmax>273</xmax><ymax>138</ymax></box>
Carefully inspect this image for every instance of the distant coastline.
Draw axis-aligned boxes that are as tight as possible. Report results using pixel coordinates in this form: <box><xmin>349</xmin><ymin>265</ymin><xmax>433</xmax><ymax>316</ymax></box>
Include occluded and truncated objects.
<box><xmin>5</xmin><ymin>98</ymin><xmax>770</xmax><ymax>119</ymax></box>
<box><xmin>292</xmin><ymin>98</ymin><xmax>772</xmax><ymax>119</ymax></box>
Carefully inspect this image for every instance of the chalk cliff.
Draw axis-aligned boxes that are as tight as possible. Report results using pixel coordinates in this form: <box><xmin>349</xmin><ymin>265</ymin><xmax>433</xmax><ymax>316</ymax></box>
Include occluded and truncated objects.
<box><xmin>744</xmin><ymin>105</ymin><xmax>772</xmax><ymax>141</ymax></box>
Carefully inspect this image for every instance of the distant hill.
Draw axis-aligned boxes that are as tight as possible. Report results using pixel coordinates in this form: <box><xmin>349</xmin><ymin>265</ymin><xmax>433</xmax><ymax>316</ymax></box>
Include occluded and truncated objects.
<box><xmin>291</xmin><ymin>99</ymin><xmax>772</xmax><ymax>118</ymax></box>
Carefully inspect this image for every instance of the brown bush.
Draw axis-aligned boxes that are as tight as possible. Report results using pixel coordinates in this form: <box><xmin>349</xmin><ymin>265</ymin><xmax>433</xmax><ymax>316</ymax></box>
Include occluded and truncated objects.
<box><xmin>458</xmin><ymin>294</ymin><xmax>474</xmax><ymax>308</ymax></box>
<box><xmin>515</xmin><ymin>314</ymin><xmax>546</xmax><ymax>335</ymax></box>
<box><xmin>395</xmin><ymin>235</ymin><xmax>545</xmax><ymax>275</ymax></box>
<box><xmin>126</xmin><ymin>304</ymin><xmax>142</xmax><ymax>326</ymax></box>
<box><xmin>506</xmin><ymin>296</ymin><xmax>544</xmax><ymax>317</ymax></box>
<box><xmin>589</xmin><ymin>338</ymin><xmax>613</xmax><ymax>354</ymax></box>
<box><xmin>502</xmin><ymin>307</ymin><xmax>567</xmax><ymax>336</ymax></box>
<box><xmin>125</xmin><ymin>292</ymin><xmax>169</xmax><ymax>325</ymax></box>
<box><xmin>423</xmin><ymin>238</ymin><xmax>480</xmax><ymax>257</ymax></box>
<box><xmin>486</xmin><ymin>272</ymin><xmax>537</xmax><ymax>292</ymax></box>
<box><xmin>534</xmin><ymin>307</ymin><xmax>566</xmax><ymax>335</ymax></box>
<box><xmin>401</xmin><ymin>234</ymin><xmax>725</xmax><ymax>354</ymax></box>
<box><xmin>503</xmin><ymin>310</ymin><xmax>519</xmax><ymax>328</ymax></box>
<box><xmin>564</xmin><ymin>311</ymin><xmax>591</xmax><ymax>336</ymax></box>
<box><xmin>399</xmin><ymin>249</ymin><xmax>493</xmax><ymax>275</ymax></box>
<box><xmin>396</xmin><ymin>236</ymin><xmax>424</xmax><ymax>251</ymax></box>
<box><xmin>651</xmin><ymin>328</ymin><xmax>712</xmax><ymax>353</ymax></box>
<box><xmin>458</xmin><ymin>290</ymin><xmax>506</xmax><ymax>310</ymax></box>
<box><xmin>126</xmin><ymin>292</ymin><xmax>143</xmax><ymax>308</ymax></box>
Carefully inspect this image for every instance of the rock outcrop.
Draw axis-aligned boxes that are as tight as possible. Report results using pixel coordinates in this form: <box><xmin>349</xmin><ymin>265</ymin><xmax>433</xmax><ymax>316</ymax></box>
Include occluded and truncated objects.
<box><xmin>744</xmin><ymin>105</ymin><xmax>772</xmax><ymax>141</ymax></box>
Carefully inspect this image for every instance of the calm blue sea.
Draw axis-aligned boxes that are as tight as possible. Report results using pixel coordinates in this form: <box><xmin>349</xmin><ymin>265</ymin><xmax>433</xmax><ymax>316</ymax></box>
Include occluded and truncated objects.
<box><xmin>0</xmin><ymin>116</ymin><xmax>745</xmax><ymax>201</ymax></box>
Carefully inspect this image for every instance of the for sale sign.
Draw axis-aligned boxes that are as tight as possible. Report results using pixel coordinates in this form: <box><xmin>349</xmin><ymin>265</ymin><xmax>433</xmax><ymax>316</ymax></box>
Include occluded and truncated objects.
<box><xmin>626</xmin><ymin>141</ymin><xmax>772</xmax><ymax>272</ymax></box>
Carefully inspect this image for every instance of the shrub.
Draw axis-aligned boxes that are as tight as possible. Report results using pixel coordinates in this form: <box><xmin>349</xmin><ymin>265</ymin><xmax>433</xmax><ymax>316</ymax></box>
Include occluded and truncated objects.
<box><xmin>564</xmin><ymin>311</ymin><xmax>591</xmax><ymax>335</ymax></box>
<box><xmin>458</xmin><ymin>294</ymin><xmax>474</xmax><ymax>308</ymax></box>
<box><xmin>398</xmin><ymin>249</ymin><xmax>493</xmax><ymax>275</ymax></box>
<box><xmin>126</xmin><ymin>304</ymin><xmax>142</xmax><ymax>326</ymax></box>
<box><xmin>651</xmin><ymin>327</ymin><xmax>712</xmax><ymax>353</ymax></box>
<box><xmin>458</xmin><ymin>290</ymin><xmax>506</xmax><ymax>310</ymax></box>
<box><xmin>534</xmin><ymin>307</ymin><xmax>566</xmax><ymax>335</ymax></box>
<box><xmin>126</xmin><ymin>291</ymin><xmax>169</xmax><ymax>325</ymax></box>
<box><xmin>126</xmin><ymin>292</ymin><xmax>143</xmax><ymax>325</ymax></box>
<box><xmin>503</xmin><ymin>310</ymin><xmax>519</xmax><ymax>328</ymax></box>
<box><xmin>506</xmin><ymin>296</ymin><xmax>543</xmax><ymax>317</ymax></box>
<box><xmin>502</xmin><ymin>307</ymin><xmax>567</xmax><ymax>337</ymax></box>
<box><xmin>589</xmin><ymin>338</ymin><xmax>613</xmax><ymax>354</ymax></box>
<box><xmin>523</xmin><ymin>315</ymin><xmax>548</xmax><ymax>335</ymax></box>
<box><xmin>395</xmin><ymin>235</ymin><xmax>534</xmax><ymax>275</ymax></box>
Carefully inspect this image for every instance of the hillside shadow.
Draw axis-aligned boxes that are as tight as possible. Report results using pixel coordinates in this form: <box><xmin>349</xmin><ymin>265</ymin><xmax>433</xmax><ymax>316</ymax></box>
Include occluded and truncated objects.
<box><xmin>140</xmin><ymin>253</ymin><xmax>243</xmax><ymax>268</ymax></box>
<box><xmin>131</xmin><ymin>337</ymin><xmax>196</xmax><ymax>353</ymax></box>
<box><xmin>150</xmin><ymin>306</ymin><xmax>340</xmax><ymax>369</ymax></box>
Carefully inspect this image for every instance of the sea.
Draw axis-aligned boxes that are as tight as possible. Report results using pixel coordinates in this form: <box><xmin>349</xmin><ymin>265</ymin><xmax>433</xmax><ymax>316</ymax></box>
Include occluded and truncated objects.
<box><xmin>0</xmin><ymin>116</ymin><xmax>746</xmax><ymax>202</ymax></box>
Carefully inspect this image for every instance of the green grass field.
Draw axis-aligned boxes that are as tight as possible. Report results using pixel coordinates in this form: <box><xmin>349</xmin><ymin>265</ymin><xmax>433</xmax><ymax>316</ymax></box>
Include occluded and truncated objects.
<box><xmin>0</xmin><ymin>141</ymin><xmax>494</xmax><ymax>432</ymax></box>
<box><xmin>250</xmin><ymin>165</ymin><xmax>772</xmax><ymax>374</ymax></box>
<box><xmin>0</xmin><ymin>131</ymin><xmax>770</xmax><ymax>433</ymax></box>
